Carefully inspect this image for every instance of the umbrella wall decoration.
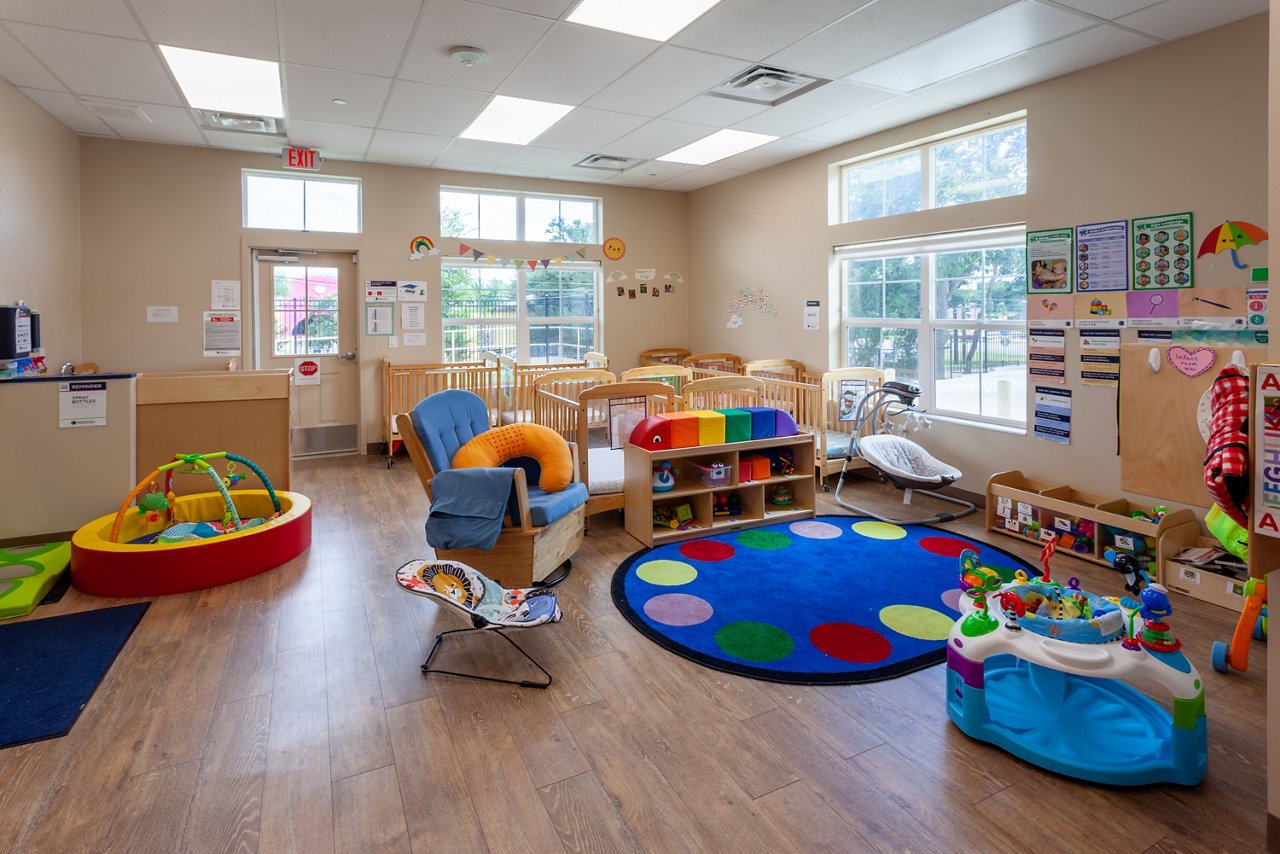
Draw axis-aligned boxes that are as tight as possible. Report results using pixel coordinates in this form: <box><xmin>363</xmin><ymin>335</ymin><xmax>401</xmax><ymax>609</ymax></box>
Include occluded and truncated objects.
<box><xmin>1197</xmin><ymin>219</ymin><xmax>1268</xmax><ymax>269</ymax></box>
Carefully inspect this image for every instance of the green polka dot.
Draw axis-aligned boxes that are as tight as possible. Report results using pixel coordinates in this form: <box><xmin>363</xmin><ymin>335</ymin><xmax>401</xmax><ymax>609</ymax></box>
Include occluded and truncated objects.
<box><xmin>851</xmin><ymin>521</ymin><xmax>907</xmax><ymax>540</ymax></box>
<box><xmin>635</xmin><ymin>559</ymin><xmax>698</xmax><ymax>586</ymax></box>
<box><xmin>879</xmin><ymin>604</ymin><xmax>955</xmax><ymax>640</ymax></box>
<box><xmin>716</xmin><ymin>621</ymin><xmax>794</xmax><ymax>662</ymax></box>
<box><xmin>737</xmin><ymin>530</ymin><xmax>791</xmax><ymax>550</ymax></box>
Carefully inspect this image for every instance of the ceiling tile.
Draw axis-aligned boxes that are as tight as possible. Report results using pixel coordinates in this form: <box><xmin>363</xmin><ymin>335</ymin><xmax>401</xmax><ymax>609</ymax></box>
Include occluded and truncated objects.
<box><xmin>7</xmin><ymin>24</ymin><xmax>182</xmax><ymax>105</ymax></box>
<box><xmin>202</xmin><ymin>128</ymin><xmax>285</xmax><ymax>153</ymax></box>
<box><xmin>399</xmin><ymin>0</ymin><xmax>550</xmax><ymax>90</ymax></box>
<box><xmin>433</xmin><ymin>137</ymin><xmax>520</xmax><ymax>172</ymax></box>
<box><xmin>660</xmin><ymin>94</ymin><xmax>767</xmax><ymax>127</ymax></box>
<box><xmin>546</xmin><ymin>165</ymin><xmax>612</xmax><ymax>183</ymax></box>
<box><xmin>765</xmin><ymin>0</ymin><xmax>1015</xmax><ymax>79</ymax></box>
<box><xmin>0</xmin><ymin>24</ymin><xmax>64</xmax><ymax>89</ymax></box>
<box><xmin>287</xmin><ymin>120</ymin><xmax>374</xmax><ymax>159</ymax></box>
<box><xmin>670</xmin><ymin>0</ymin><xmax>872</xmax><ymax>62</ymax></box>
<box><xmin>18</xmin><ymin>87</ymin><xmax>114</xmax><ymax>134</ymax></box>
<box><xmin>917</xmin><ymin>23</ymin><xmax>1157</xmax><ymax>104</ymax></box>
<box><xmin>653</xmin><ymin>165</ymin><xmax>746</xmax><ymax>192</ymax></box>
<box><xmin>498</xmin><ymin>145</ymin><xmax>589</xmax><ymax>177</ymax></box>
<box><xmin>601</xmin><ymin>159</ymin><xmax>696</xmax><ymax>187</ymax></box>
<box><xmin>1115</xmin><ymin>0</ymin><xmax>1267</xmax><ymax>41</ymax></box>
<box><xmin>529</xmin><ymin>106</ymin><xmax>648</xmax><ymax>151</ymax></box>
<box><xmin>0</xmin><ymin>0</ymin><xmax>142</xmax><ymax>39</ymax></box>
<box><xmin>101</xmin><ymin>103</ymin><xmax>205</xmax><ymax>144</ymax></box>
<box><xmin>498</xmin><ymin>22</ymin><xmax>656</xmax><ymax>104</ymax></box>
<box><xmin>791</xmin><ymin>95</ymin><xmax>955</xmax><ymax>145</ymax></box>
<box><xmin>600</xmin><ymin>118</ymin><xmax>713</xmax><ymax>159</ymax></box>
<box><xmin>378</xmin><ymin>79</ymin><xmax>488</xmax><ymax>135</ymax></box>
<box><xmin>710</xmin><ymin>137</ymin><xmax>826</xmax><ymax>172</ymax></box>
<box><xmin>584</xmin><ymin>46</ymin><xmax>745</xmax><ymax>117</ymax></box>
<box><xmin>365</xmin><ymin>128</ymin><xmax>452</xmax><ymax>167</ymax></box>
<box><xmin>731</xmin><ymin>81</ymin><xmax>896</xmax><ymax>137</ymax></box>
<box><xmin>129</xmin><ymin>0</ymin><xmax>280</xmax><ymax>61</ymax></box>
<box><xmin>465</xmin><ymin>0</ymin><xmax>575</xmax><ymax>17</ymax></box>
<box><xmin>849</xmin><ymin>1</ymin><xmax>1096</xmax><ymax>93</ymax></box>
<box><xmin>285</xmin><ymin>65</ymin><xmax>392</xmax><ymax>127</ymax></box>
<box><xmin>1052</xmin><ymin>0</ymin><xmax>1161</xmax><ymax>18</ymax></box>
<box><xmin>278</xmin><ymin>0</ymin><xmax>422</xmax><ymax>77</ymax></box>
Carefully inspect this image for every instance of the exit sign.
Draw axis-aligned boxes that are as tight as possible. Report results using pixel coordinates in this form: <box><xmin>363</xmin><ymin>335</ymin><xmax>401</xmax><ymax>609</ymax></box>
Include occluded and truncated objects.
<box><xmin>282</xmin><ymin>147</ymin><xmax>320</xmax><ymax>171</ymax></box>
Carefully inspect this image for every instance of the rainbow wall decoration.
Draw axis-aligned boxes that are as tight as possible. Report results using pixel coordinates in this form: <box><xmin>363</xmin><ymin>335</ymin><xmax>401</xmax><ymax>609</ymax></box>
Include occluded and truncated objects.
<box><xmin>408</xmin><ymin>235</ymin><xmax>439</xmax><ymax>260</ymax></box>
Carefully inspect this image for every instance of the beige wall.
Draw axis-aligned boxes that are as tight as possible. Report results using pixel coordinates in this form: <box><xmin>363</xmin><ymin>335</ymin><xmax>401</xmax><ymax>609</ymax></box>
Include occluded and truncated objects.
<box><xmin>78</xmin><ymin>140</ymin><xmax>689</xmax><ymax>446</ymax></box>
<box><xmin>687</xmin><ymin>17</ymin><xmax>1268</xmax><ymax>502</ymax></box>
<box><xmin>1268</xmin><ymin>0</ymin><xmax>1278</xmax><ymax>837</ymax></box>
<box><xmin>0</xmin><ymin>80</ymin><xmax>81</xmax><ymax>367</ymax></box>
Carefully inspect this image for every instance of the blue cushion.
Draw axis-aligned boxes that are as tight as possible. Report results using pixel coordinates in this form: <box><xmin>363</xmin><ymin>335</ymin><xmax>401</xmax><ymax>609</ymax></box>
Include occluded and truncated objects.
<box><xmin>740</xmin><ymin>406</ymin><xmax>777</xmax><ymax>439</ymax></box>
<box><xmin>411</xmin><ymin>389</ymin><xmax>491</xmax><ymax>473</ymax></box>
<box><xmin>524</xmin><ymin>482</ymin><xmax>588</xmax><ymax>527</ymax></box>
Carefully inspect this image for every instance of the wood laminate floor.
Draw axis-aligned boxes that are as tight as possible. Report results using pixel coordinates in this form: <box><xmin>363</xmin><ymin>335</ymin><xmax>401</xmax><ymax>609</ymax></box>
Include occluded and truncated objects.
<box><xmin>2</xmin><ymin>455</ymin><xmax>1267</xmax><ymax>853</ymax></box>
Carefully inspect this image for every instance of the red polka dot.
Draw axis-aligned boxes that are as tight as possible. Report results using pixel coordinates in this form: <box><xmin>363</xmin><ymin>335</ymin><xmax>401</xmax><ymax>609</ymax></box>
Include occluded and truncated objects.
<box><xmin>918</xmin><ymin>536</ymin><xmax>975</xmax><ymax>558</ymax></box>
<box><xmin>679</xmin><ymin>540</ymin><xmax>735</xmax><ymax>562</ymax></box>
<box><xmin>809</xmin><ymin>623</ymin><xmax>891</xmax><ymax>663</ymax></box>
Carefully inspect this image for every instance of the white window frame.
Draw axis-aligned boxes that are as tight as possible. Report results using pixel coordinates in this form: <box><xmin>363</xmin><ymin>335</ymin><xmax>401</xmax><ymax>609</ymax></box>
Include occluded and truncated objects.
<box><xmin>242</xmin><ymin>169</ymin><xmax>362</xmax><ymax>233</ymax></box>
<box><xmin>838</xmin><ymin>115</ymin><xmax>1026</xmax><ymax>224</ymax></box>
<box><xmin>440</xmin><ymin>258</ymin><xmax>602</xmax><ymax>363</ymax></box>
<box><xmin>440</xmin><ymin>186</ymin><xmax>602</xmax><ymax>243</ymax></box>
<box><xmin>838</xmin><ymin>225</ymin><xmax>1027</xmax><ymax>430</ymax></box>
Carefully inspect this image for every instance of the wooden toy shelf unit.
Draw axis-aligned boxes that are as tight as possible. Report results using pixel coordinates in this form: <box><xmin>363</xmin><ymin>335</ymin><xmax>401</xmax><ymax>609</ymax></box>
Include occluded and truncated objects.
<box><xmin>985</xmin><ymin>471</ymin><xmax>1199</xmax><ymax>574</ymax></box>
<box><xmin>624</xmin><ymin>434</ymin><xmax>815</xmax><ymax>547</ymax></box>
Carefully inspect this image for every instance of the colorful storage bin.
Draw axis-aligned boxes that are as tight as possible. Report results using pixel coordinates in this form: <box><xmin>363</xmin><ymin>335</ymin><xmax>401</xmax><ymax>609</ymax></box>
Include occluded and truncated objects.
<box><xmin>718</xmin><ymin>409</ymin><xmax>751</xmax><ymax>444</ymax></box>
<box><xmin>740</xmin><ymin>454</ymin><xmax>771</xmax><ymax>482</ymax></box>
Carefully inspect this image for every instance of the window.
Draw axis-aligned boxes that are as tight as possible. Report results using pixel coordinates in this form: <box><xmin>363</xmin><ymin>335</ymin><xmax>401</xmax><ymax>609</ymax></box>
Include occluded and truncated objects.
<box><xmin>273</xmin><ymin>265</ymin><xmax>339</xmax><ymax>356</ymax></box>
<box><xmin>841</xmin><ymin>120</ymin><xmax>1026</xmax><ymax>223</ymax></box>
<box><xmin>840</xmin><ymin>227</ymin><xmax>1026</xmax><ymax>426</ymax></box>
<box><xmin>441</xmin><ymin>187</ymin><xmax>599</xmax><ymax>243</ymax></box>
<box><xmin>441</xmin><ymin>260</ymin><xmax>599</xmax><ymax>363</ymax></box>
<box><xmin>243</xmin><ymin>171</ymin><xmax>361</xmax><ymax>232</ymax></box>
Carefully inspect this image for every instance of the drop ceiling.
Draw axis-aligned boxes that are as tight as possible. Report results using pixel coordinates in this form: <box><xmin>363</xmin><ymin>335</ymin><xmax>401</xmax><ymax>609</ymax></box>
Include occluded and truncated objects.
<box><xmin>0</xmin><ymin>0</ymin><xmax>1266</xmax><ymax>191</ymax></box>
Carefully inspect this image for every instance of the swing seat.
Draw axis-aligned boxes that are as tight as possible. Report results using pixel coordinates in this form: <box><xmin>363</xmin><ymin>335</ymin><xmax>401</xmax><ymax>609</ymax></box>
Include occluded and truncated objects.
<box><xmin>857</xmin><ymin>434</ymin><xmax>962</xmax><ymax>491</ymax></box>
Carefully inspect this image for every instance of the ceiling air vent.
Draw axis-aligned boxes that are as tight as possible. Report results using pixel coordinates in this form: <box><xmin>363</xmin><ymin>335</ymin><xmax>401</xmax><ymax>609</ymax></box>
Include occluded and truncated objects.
<box><xmin>79</xmin><ymin>100</ymin><xmax>152</xmax><ymax>122</ymax></box>
<box><xmin>708</xmin><ymin>64</ymin><xmax>829</xmax><ymax>107</ymax></box>
<box><xmin>573</xmin><ymin>154</ymin><xmax>645</xmax><ymax>173</ymax></box>
<box><xmin>195</xmin><ymin>110</ymin><xmax>284</xmax><ymax>135</ymax></box>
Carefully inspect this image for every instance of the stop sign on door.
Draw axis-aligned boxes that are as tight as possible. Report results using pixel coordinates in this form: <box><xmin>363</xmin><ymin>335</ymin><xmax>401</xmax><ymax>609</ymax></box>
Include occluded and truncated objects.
<box><xmin>295</xmin><ymin>358</ymin><xmax>321</xmax><ymax>385</ymax></box>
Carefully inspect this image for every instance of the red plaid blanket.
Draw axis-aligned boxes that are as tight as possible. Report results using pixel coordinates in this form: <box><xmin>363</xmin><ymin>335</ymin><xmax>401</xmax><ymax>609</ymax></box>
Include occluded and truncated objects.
<box><xmin>1203</xmin><ymin>365</ymin><xmax>1249</xmax><ymax>527</ymax></box>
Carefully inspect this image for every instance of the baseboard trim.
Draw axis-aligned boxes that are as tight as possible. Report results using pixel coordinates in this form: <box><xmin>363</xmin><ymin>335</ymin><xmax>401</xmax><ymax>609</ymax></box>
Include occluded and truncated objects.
<box><xmin>1268</xmin><ymin>813</ymin><xmax>1280</xmax><ymax>853</ymax></box>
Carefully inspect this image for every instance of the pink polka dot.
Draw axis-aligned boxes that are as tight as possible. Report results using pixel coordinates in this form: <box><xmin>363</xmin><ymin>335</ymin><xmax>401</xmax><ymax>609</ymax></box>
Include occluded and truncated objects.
<box><xmin>644</xmin><ymin>593</ymin><xmax>714</xmax><ymax>626</ymax></box>
<box><xmin>918</xmin><ymin>536</ymin><xmax>975</xmax><ymax>558</ymax></box>
<box><xmin>940</xmin><ymin>588</ymin><xmax>963</xmax><ymax>612</ymax></box>
<box><xmin>679</xmin><ymin>540</ymin><xmax>736</xmax><ymax>562</ymax></box>
<box><xmin>809</xmin><ymin>623</ymin><xmax>891</xmax><ymax>663</ymax></box>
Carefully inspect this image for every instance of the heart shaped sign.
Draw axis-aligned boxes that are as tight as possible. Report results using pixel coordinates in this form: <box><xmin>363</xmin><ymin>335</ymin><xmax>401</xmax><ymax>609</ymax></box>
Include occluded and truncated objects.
<box><xmin>1167</xmin><ymin>346</ymin><xmax>1216</xmax><ymax>378</ymax></box>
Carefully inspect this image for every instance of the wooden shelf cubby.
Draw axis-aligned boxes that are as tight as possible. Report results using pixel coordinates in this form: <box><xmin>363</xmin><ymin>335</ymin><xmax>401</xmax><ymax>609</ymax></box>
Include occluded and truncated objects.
<box><xmin>625</xmin><ymin>433</ymin><xmax>816</xmax><ymax>547</ymax></box>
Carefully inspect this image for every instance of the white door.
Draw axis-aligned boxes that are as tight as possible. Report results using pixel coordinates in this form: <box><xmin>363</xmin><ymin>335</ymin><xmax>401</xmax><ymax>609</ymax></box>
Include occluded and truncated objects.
<box><xmin>257</xmin><ymin>250</ymin><xmax>360</xmax><ymax>455</ymax></box>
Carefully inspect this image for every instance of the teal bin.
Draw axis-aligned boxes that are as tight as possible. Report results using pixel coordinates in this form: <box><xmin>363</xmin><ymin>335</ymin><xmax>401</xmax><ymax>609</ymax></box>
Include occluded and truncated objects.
<box><xmin>717</xmin><ymin>409</ymin><xmax>751</xmax><ymax>443</ymax></box>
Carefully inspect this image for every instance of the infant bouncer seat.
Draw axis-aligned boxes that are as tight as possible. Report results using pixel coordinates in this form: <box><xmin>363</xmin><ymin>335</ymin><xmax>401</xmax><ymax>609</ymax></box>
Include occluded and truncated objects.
<box><xmin>835</xmin><ymin>380</ymin><xmax>975</xmax><ymax>524</ymax></box>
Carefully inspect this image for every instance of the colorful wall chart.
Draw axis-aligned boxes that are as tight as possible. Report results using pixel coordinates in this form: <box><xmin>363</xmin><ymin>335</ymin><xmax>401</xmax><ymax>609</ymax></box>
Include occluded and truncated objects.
<box><xmin>1075</xmin><ymin>220</ymin><xmax>1128</xmax><ymax>292</ymax></box>
<box><xmin>1034</xmin><ymin>386</ymin><xmax>1072</xmax><ymax>444</ymax></box>
<box><xmin>1073</xmin><ymin>292</ymin><xmax>1126</xmax><ymax>329</ymax></box>
<box><xmin>1027</xmin><ymin>228</ymin><xmax>1073</xmax><ymax>295</ymax></box>
<box><xmin>1080</xmin><ymin>329</ymin><xmax>1120</xmax><ymax>386</ymax></box>
<box><xmin>1131</xmin><ymin>213</ymin><xmax>1193</xmax><ymax>290</ymax></box>
<box><xmin>1028</xmin><ymin>329</ymin><xmax>1066</xmax><ymax>384</ymax></box>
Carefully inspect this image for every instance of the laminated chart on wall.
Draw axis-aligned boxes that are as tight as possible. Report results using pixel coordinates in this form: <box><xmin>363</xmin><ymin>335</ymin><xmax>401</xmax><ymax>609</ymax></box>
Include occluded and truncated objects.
<box><xmin>1073</xmin><ymin>292</ymin><xmax>1126</xmax><ymax>329</ymax></box>
<box><xmin>1028</xmin><ymin>329</ymin><xmax>1066</xmax><ymax>384</ymax></box>
<box><xmin>1075</xmin><ymin>220</ymin><xmax>1129</xmax><ymax>292</ymax></box>
<box><xmin>1254</xmin><ymin>366</ymin><xmax>1280</xmax><ymax>537</ymax></box>
<box><xmin>1034</xmin><ymin>386</ymin><xmax>1072</xmax><ymax>444</ymax></box>
<box><xmin>1027</xmin><ymin>228</ymin><xmax>1073</xmax><ymax>295</ymax></box>
<box><xmin>1131</xmin><ymin>212</ymin><xmax>1193</xmax><ymax>290</ymax></box>
<box><xmin>1028</xmin><ymin>294</ymin><xmax>1072</xmax><ymax>329</ymax></box>
<box><xmin>1080</xmin><ymin>329</ymin><xmax>1120</xmax><ymax>386</ymax></box>
<box><xmin>202</xmin><ymin>311</ymin><xmax>241</xmax><ymax>357</ymax></box>
<box><xmin>365</xmin><ymin>303</ymin><xmax>393</xmax><ymax>336</ymax></box>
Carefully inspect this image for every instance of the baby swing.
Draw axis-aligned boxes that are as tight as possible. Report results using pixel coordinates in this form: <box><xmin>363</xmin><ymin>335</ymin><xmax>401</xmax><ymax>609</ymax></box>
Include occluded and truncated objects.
<box><xmin>834</xmin><ymin>380</ymin><xmax>976</xmax><ymax>524</ymax></box>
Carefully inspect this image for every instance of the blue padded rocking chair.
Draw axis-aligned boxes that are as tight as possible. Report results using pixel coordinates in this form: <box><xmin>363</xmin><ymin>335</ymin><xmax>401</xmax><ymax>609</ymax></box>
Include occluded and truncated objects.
<box><xmin>396</xmin><ymin>389</ymin><xmax>587</xmax><ymax>588</ymax></box>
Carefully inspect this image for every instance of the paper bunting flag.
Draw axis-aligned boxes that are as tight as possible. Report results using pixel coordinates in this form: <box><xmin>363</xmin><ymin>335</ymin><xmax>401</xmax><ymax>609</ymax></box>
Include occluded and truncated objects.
<box><xmin>440</xmin><ymin>241</ymin><xmax>589</xmax><ymax>267</ymax></box>
<box><xmin>527</xmin><ymin>259</ymin><xmax>538</xmax><ymax>271</ymax></box>
<box><xmin>576</xmin><ymin>248</ymin><xmax>588</xmax><ymax>259</ymax></box>
<box><xmin>458</xmin><ymin>242</ymin><xmax>471</xmax><ymax>255</ymax></box>
<box><xmin>472</xmin><ymin>249</ymin><xmax>484</xmax><ymax>260</ymax></box>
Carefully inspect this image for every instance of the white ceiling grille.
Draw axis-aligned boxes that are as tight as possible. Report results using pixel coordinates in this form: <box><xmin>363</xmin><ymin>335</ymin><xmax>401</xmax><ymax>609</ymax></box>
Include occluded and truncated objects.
<box><xmin>572</xmin><ymin>153</ymin><xmax>645</xmax><ymax>172</ymax></box>
<box><xmin>708</xmin><ymin>65</ymin><xmax>829</xmax><ymax>106</ymax></box>
<box><xmin>79</xmin><ymin>100</ymin><xmax>152</xmax><ymax>122</ymax></box>
<box><xmin>195</xmin><ymin>110</ymin><xmax>284</xmax><ymax>135</ymax></box>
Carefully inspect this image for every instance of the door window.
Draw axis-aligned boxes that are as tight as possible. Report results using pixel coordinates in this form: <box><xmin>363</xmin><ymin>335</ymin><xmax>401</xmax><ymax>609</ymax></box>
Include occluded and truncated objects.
<box><xmin>273</xmin><ymin>265</ymin><xmax>340</xmax><ymax>355</ymax></box>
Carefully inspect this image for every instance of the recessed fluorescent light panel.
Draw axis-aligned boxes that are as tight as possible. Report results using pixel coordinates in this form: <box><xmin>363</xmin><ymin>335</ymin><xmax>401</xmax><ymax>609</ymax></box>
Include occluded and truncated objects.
<box><xmin>567</xmin><ymin>0</ymin><xmax>722</xmax><ymax>41</ymax></box>
<box><xmin>657</xmin><ymin>129</ymin><xmax>778</xmax><ymax>165</ymax></box>
<box><xmin>159</xmin><ymin>45</ymin><xmax>284</xmax><ymax>118</ymax></box>
<box><xmin>460</xmin><ymin>95</ymin><xmax>574</xmax><ymax>145</ymax></box>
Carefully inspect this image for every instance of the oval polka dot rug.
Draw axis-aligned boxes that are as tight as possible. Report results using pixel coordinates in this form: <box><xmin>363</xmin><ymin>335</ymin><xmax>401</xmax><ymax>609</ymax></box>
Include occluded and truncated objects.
<box><xmin>611</xmin><ymin>516</ymin><xmax>1038</xmax><ymax>685</ymax></box>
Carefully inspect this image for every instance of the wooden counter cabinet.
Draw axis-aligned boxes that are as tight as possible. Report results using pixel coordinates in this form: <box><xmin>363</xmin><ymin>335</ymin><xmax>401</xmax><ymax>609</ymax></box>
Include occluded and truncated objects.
<box><xmin>624</xmin><ymin>433</ymin><xmax>815</xmax><ymax>546</ymax></box>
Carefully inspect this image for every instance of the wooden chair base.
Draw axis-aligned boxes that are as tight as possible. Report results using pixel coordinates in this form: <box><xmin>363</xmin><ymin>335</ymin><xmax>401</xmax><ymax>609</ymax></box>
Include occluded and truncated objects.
<box><xmin>436</xmin><ymin>504</ymin><xmax>585</xmax><ymax>589</ymax></box>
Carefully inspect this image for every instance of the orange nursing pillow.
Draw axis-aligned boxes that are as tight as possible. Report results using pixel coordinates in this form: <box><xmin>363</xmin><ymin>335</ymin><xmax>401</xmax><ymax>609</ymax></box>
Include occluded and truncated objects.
<box><xmin>451</xmin><ymin>423</ymin><xmax>573</xmax><ymax>492</ymax></box>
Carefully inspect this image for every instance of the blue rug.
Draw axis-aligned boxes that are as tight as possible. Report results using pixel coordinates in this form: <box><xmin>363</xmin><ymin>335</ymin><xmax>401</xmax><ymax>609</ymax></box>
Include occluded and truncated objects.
<box><xmin>0</xmin><ymin>603</ymin><xmax>150</xmax><ymax>749</ymax></box>
<box><xmin>611</xmin><ymin>516</ymin><xmax>1036</xmax><ymax>685</ymax></box>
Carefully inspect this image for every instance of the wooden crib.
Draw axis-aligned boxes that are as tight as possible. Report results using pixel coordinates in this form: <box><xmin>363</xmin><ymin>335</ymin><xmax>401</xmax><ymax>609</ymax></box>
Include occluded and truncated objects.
<box><xmin>495</xmin><ymin>356</ymin><xmax>597</xmax><ymax>425</ymax></box>
<box><xmin>638</xmin><ymin>347</ymin><xmax>690</xmax><ymax>366</ymax></box>
<box><xmin>619</xmin><ymin>364</ymin><xmax>694</xmax><ymax>394</ymax></box>
<box><xmin>683</xmin><ymin>352</ymin><xmax>743</xmax><ymax>376</ymax></box>
<box><xmin>382</xmin><ymin>358</ymin><xmax>500</xmax><ymax>467</ymax></box>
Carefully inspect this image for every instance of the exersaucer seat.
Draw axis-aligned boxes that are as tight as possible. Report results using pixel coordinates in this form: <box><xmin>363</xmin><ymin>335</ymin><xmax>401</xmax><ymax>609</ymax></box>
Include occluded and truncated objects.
<box><xmin>856</xmin><ymin>433</ymin><xmax>962</xmax><ymax>491</ymax></box>
<box><xmin>395</xmin><ymin>559</ymin><xmax>561</xmax><ymax>688</ymax></box>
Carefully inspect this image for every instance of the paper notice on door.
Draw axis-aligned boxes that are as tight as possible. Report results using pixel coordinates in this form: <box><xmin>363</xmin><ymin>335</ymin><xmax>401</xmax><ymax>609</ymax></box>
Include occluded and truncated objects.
<box><xmin>401</xmin><ymin>302</ymin><xmax>425</xmax><ymax>330</ymax></box>
<box><xmin>202</xmin><ymin>311</ymin><xmax>241</xmax><ymax>357</ymax></box>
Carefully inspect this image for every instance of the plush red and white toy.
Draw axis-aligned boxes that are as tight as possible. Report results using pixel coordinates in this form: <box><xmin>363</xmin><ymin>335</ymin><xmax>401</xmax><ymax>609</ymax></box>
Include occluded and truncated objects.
<box><xmin>1203</xmin><ymin>365</ymin><xmax>1250</xmax><ymax>527</ymax></box>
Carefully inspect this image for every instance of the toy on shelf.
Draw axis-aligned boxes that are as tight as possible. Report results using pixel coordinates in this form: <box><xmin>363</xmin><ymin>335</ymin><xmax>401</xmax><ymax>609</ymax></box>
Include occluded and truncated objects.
<box><xmin>946</xmin><ymin>546</ymin><xmax>1207</xmax><ymax>786</ymax></box>
<box><xmin>769</xmin><ymin>484</ymin><xmax>795</xmax><ymax>506</ymax></box>
<box><xmin>654</xmin><ymin>503</ymin><xmax>695</xmax><ymax>531</ymax></box>
<box><xmin>770</xmin><ymin>448</ymin><xmax>795</xmax><ymax>477</ymax></box>
<box><xmin>713</xmin><ymin>493</ymin><xmax>742</xmax><ymax>517</ymax></box>
<box><xmin>71</xmin><ymin>451</ymin><xmax>312</xmax><ymax>597</ymax></box>
<box><xmin>629</xmin><ymin>406</ymin><xmax>799</xmax><ymax>451</ymax></box>
<box><xmin>652</xmin><ymin>460</ymin><xmax>678</xmax><ymax>493</ymax></box>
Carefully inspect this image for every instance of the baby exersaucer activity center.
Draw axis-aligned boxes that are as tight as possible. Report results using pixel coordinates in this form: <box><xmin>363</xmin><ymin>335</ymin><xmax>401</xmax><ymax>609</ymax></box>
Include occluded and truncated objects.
<box><xmin>72</xmin><ymin>451</ymin><xmax>311</xmax><ymax>597</ymax></box>
<box><xmin>946</xmin><ymin>543</ymin><xmax>1207</xmax><ymax>786</ymax></box>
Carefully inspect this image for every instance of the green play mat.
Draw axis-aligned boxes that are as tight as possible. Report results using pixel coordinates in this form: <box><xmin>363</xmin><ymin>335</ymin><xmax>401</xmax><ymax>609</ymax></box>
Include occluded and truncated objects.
<box><xmin>0</xmin><ymin>542</ymin><xmax>71</xmax><ymax>619</ymax></box>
